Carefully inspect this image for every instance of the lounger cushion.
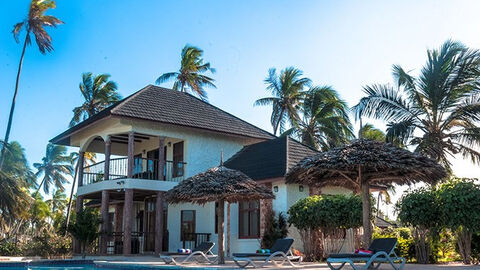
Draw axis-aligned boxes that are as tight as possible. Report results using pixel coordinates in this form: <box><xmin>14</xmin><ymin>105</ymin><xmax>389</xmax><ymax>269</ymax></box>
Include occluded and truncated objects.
<box><xmin>233</xmin><ymin>238</ymin><xmax>294</xmax><ymax>258</ymax></box>
<box><xmin>328</xmin><ymin>253</ymin><xmax>373</xmax><ymax>259</ymax></box>
<box><xmin>233</xmin><ymin>253</ymin><xmax>273</xmax><ymax>257</ymax></box>
<box><xmin>160</xmin><ymin>241</ymin><xmax>215</xmax><ymax>256</ymax></box>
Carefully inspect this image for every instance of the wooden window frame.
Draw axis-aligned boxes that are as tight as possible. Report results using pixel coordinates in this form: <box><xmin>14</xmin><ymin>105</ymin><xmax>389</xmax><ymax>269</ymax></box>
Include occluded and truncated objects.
<box><xmin>173</xmin><ymin>142</ymin><xmax>184</xmax><ymax>178</ymax></box>
<box><xmin>238</xmin><ymin>200</ymin><xmax>260</xmax><ymax>239</ymax></box>
<box><xmin>180</xmin><ymin>210</ymin><xmax>196</xmax><ymax>241</ymax></box>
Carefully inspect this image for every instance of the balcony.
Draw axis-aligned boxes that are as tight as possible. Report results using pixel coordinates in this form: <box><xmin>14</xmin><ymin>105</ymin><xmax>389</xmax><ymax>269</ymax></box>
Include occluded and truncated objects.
<box><xmin>82</xmin><ymin>157</ymin><xmax>187</xmax><ymax>186</ymax></box>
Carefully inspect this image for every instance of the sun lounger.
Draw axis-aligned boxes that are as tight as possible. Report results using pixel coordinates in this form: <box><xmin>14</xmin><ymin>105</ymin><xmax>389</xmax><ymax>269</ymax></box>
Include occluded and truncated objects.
<box><xmin>327</xmin><ymin>237</ymin><xmax>406</xmax><ymax>270</ymax></box>
<box><xmin>233</xmin><ymin>238</ymin><xmax>302</xmax><ymax>268</ymax></box>
<box><xmin>160</xmin><ymin>241</ymin><xmax>217</xmax><ymax>265</ymax></box>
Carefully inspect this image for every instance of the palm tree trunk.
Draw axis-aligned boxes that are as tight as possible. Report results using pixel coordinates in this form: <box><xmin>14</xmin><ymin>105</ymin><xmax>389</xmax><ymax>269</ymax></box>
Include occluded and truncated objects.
<box><xmin>34</xmin><ymin>177</ymin><xmax>47</xmax><ymax>197</ymax></box>
<box><xmin>0</xmin><ymin>32</ymin><xmax>29</xmax><ymax>170</ymax></box>
<box><xmin>65</xmin><ymin>160</ymin><xmax>80</xmax><ymax>235</ymax></box>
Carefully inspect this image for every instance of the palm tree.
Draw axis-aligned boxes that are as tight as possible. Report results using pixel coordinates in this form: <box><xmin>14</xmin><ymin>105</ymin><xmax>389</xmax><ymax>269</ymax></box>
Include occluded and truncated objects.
<box><xmin>254</xmin><ymin>67</ymin><xmax>311</xmax><ymax>135</ymax></box>
<box><xmin>286</xmin><ymin>86</ymin><xmax>353</xmax><ymax>150</ymax></box>
<box><xmin>354</xmin><ymin>40</ymin><xmax>480</xmax><ymax>172</ymax></box>
<box><xmin>359</xmin><ymin>123</ymin><xmax>386</xmax><ymax>142</ymax></box>
<box><xmin>156</xmin><ymin>45</ymin><xmax>216</xmax><ymax>101</ymax></box>
<box><xmin>70</xmin><ymin>72</ymin><xmax>121</xmax><ymax>127</ymax></box>
<box><xmin>47</xmin><ymin>189</ymin><xmax>67</xmax><ymax>214</ymax></box>
<box><xmin>0</xmin><ymin>0</ymin><xmax>63</xmax><ymax>169</ymax></box>
<box><xmin>0</xmin><ymin>141</ymin><xmax>33</xmax><ymax>231</ymax></box>
<box><xmin>34</xmin><ymin>143</ymin><xmax>73</xmax><ymax>194</ymax></box>
<box><xmin>1</xmin><ymin>141</ymin><xmax>35</xmax><ymax>186</ymax></box>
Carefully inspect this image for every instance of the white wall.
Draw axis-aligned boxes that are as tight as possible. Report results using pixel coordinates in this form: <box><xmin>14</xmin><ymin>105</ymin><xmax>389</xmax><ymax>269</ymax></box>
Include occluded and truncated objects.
<box><xmin>129</xmin><ymin>119</ymin><xmax>260</xmax><ymax>178</ymax></box>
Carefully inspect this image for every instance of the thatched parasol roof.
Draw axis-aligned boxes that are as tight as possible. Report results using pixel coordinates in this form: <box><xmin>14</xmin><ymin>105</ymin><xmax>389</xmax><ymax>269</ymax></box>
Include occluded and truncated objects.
<box><xmin>286</xmin><ymin>139</ymin><xmax>447</xmax><ymax>190</ymax></box>
<box><xmin>165</xmin><ymin>166</ymin><xmax>274</xmax><ymax>204</ymax></box>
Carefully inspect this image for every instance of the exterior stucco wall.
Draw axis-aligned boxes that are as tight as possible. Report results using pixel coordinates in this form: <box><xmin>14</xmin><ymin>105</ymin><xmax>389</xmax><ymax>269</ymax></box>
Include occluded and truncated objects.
<box><xmin>167</xmin><ymin>201</ymin><xmax>261</xmax><ymax>255</ymax></box>
<box><xmin>127</xmin><ymin>119</ymin><xmax>261</xmax><ymax>178</ymax></box>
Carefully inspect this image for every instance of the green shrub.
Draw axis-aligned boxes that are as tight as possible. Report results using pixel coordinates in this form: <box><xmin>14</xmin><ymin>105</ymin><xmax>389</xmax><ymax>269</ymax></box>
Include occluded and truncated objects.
<box><xmin>471</xmin><ymin>232</ymin><xmax>480</xmax><ymax>264</ymax></box>
<box><xmin>396</xmin><ymin>188</ymin><xmax>441</xmax><ymax>264</ymax></box>
<box><xmin>288</xmin><ymin>195</ymin><xmax>362</xmax><ymax>261</ymax></box>
<box><xmin>262</xmin><ymin>212</ymin><xmax>288</xmax><ymax>249</ymax></box>
<box><xmin>22</xmin><ymin>234</ymin><xmax>55</xmax><ymax>257</ymax></box>
<box><xmin>0</xmin><ymin>240</ymin><xmax>21</xmax><ymax>256</ymax></box>
<box><xmin>437</xmin><ymin>179</ymin><xmax>480</xmax><ymax>264</ymax></box>
<box><xmin>288</xmin><ymin>195</ymin><xmax>362</xmax><ymax>230</ymax></box>
<box><xmin>373</xmin><ymin>227</ymin><xmax>415</xmax><ymax>261</ymax></box>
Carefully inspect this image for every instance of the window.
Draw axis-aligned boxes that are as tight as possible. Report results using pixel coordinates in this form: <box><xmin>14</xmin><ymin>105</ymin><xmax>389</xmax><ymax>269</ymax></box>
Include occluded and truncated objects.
<box><xmin>238</xmin><ymin>200</ymin><xmax>260</xmax><ymax>238</ymax></box>
<box><xmin>173</xmin><ymin>142</ymin><xmax>184</xmax><ymax>177</ymax></box>
<box><xmin>181</xmin><ymin>210</ymin><xmax>195</xmax><ymax>241</ymax></box>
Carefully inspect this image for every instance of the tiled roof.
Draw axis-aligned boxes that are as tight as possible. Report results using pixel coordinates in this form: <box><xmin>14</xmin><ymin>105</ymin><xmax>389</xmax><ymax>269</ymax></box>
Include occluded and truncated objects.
<box><xmin>51</xmin><ymin>85</ymin><xmax>274</xmax><ymax>144</ymax></box>
<box><xmin>224</xmin><ymin>136</ymin><xmax>318</xmax><ymax>180</ymax></box>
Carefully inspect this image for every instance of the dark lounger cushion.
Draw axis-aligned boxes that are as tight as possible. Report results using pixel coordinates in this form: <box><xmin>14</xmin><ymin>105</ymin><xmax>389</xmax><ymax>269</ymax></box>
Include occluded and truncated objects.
<box><xmin>233</xmin><ymin>238</ymin><xmax>294</xmax><ymax>257</ymax></box>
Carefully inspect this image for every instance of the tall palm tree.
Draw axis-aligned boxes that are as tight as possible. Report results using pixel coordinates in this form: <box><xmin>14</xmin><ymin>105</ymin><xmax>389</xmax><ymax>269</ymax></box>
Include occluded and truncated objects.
<box><xmin>0</xmin><ymin>0</ymin><xmax>63</xmax><ymax>169</ymax></box>
<box><xmin>34</xmin><ymin>143</ymin><xmax>73</xmax><ymax>194</ymax></box>
<box><xmin>70</xmin><ymin>72</ymin><xmax>121</xmax><ymax>127</ymax></box>
<box><xmin>156</xmin><ymin>45</ymin><xmax>216</xmax><ymax>101</ymax></box>
<box><xmin>254</xmin><ymin>67</ymin><xmax>311</xmax><ymax>135</ymax></box>
<box><xmin>354</xmin><ymin>40</ymin><xmax>480</xmax><ymax>172</ymax></box>
<box><xmin>286</xmin><ymin>86</ymin><xmax>353</xmax><ymax>150</ymax></box>
<box><xmin>0</xmin><ymin>141</ymin><xmax>33</xmax><ymax>226</ymax></box>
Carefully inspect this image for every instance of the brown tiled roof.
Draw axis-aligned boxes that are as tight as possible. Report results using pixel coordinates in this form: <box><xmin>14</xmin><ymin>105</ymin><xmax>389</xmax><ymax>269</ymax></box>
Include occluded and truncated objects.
<box><xmin>51</xmin><ymin>85</ymin><xmax>274</xmax><ymax>144</ymax></box>
<box><xmin>224</xmin><ymin>136</ymin><xmax>318</xmax><ymax>180</ymax></box>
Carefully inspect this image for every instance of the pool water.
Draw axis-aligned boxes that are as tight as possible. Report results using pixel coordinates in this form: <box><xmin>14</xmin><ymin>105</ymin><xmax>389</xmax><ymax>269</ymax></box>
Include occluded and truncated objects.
<box><xmin>0</xmin><ymin>261</ymin><xmax>220</xmax><ymax>270</ymax></box>
<box><xmin>0</xmin><ymin>261</ymin><xmax>178</xmax><ymax>270</ymax></box>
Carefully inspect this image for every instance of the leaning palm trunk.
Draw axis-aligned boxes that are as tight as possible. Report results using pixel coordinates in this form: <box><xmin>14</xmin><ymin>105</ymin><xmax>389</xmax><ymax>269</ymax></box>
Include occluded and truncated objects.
<box><xmin>0</xmin><ymin>32</ymin><xmax>29</xmax><ymax>169</ymax></box>
<box><xmin>65</xmin><ymin>160</ymin><xmax>80</xmax><ymax>234</ymax></box>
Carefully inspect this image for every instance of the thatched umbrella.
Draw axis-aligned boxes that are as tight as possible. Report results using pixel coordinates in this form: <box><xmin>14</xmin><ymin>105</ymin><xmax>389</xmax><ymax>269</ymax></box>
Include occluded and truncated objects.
<box><xmin>285</xmin><ymin>139</ymin><xmax>447</xmax><ymax>246</ymax></box>
<box><xmin>165</xmin><ymin>166</ymin><xmax>274</xmax><ymax>264</ymax></box>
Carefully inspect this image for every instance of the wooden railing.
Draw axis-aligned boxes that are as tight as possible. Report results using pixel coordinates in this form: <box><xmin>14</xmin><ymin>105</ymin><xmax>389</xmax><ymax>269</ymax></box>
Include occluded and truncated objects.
<box><xmin>82</xmin><ymin>157</ymin><xmax>186</xmax><ymax>185</ymax></box>
<box><xmin>182</xmin><ymin>233</ymin><xmax>211</xmax><ymax>250</ymax></box>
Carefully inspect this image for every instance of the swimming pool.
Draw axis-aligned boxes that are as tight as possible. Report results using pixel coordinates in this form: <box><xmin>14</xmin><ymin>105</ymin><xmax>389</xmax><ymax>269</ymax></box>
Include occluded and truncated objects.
<box><xmin>0</xmin><ymin>260</ymin><xmax>202</xmax><ymax>270</ymax></box>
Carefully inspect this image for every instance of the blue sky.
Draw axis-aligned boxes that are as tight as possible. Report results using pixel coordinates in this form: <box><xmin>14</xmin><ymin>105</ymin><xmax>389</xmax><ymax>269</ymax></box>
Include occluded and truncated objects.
<box><xmin>1</xmin><ymin>0</ymin><xmax>480</xmax><ymax>206</ymax></box>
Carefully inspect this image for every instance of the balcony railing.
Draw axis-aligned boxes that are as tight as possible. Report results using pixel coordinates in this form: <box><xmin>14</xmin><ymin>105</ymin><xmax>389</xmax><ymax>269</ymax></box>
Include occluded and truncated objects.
<box><xmin>82</xmin><ymin>157</ymin><xmax>186</xmax><ymax>186</ymax></box>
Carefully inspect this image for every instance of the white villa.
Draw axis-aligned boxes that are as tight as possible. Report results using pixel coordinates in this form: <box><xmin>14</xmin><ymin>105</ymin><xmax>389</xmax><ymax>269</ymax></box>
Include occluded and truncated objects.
<box><xmin>50</xmin><ymin>85</ymin><xmax>351</xmax><ymax>256</ymax></box>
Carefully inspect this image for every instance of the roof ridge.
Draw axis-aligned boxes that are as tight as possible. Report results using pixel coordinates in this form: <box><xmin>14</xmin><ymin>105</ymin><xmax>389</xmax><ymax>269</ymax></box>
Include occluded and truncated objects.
<box><xmin>126</xmin><ymin>85</ymin><xmax>275</xmax><ymax>139</ymax></box>
<box><xmin>111</xmin><ymin>84</ymin><xmax>155</xmax><ymax>114</ymax></box>
<box><xmin>286</xmin><ymin>136</ymin><xmax>319</xmax><ymax>153</ymax></box>
<box><xmin>164</xmin><ymin>85</ymin><xmax>276</xmax><ymax>139</ymax></box>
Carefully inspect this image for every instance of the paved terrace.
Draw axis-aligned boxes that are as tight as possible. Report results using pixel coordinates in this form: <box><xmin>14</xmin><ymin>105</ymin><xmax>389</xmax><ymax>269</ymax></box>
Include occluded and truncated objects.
<box><xmin>1</xmin><ymin>256</ymin><xmax>479</xmax><ymax>269</ymax></box>
<box><xmin>82</xmin><ymin>256</ymin><xmax>479</xmax><ymax>269</ymax></box>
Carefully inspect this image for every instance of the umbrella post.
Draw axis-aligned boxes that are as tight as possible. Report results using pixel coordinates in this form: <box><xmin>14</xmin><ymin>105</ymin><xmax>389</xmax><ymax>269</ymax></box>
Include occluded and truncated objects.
<box><xmin>227</xmin><ymin>202</ymin><xmax>231</xmax><ymax>258</ymax></box>
<box><xmin>217</xmin><ymin>199</ymin><xmax>225</xmax><ymax>264</ymax></box>
<box><xmin>360</xmin><ymin>165</ymin><xmax>372</xmax><ymax>247</ymax></box>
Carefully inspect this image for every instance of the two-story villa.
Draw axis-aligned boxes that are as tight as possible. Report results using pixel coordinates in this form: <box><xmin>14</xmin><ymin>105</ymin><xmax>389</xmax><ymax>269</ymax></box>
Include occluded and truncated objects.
<box><xmin>51</xmin><ymin>85</ymin><xmax>347</xmax><ymax>256</ymax></box>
